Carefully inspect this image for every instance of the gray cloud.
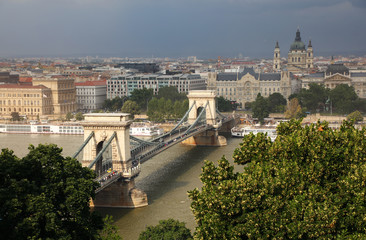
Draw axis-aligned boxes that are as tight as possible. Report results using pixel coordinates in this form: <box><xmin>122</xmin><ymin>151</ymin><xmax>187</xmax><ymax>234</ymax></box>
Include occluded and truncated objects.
<box><xmin>0</xmin><ymin>0</ymin><xmax>365</xmax><ymax>58</ymax></box>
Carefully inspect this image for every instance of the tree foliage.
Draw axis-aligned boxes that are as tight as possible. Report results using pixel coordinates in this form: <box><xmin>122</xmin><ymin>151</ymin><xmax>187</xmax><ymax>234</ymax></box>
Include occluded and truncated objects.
<box><xmin>138</xmin><ymin>219</ymin><xmax>193</xmax><ymax>240</ymax></box>
<box><xmin>217</xmin><ymin>96</ymin><xmax>234</xmax><ymax>112</ymax></box>
<box><xmin>284</xmin><ymin>98</ymin><xmax>304</xmax><ymax>119</ymax></box>
<box><xmin>121</xmin><ymin>100</ymin><xmax>140</xmax><ymax>118</ymax></box>
<box><xmin>189</xmin><ymin>120</ymin><xmax>366</xmax><ymax>239</ymax></box>
<box><xmin>130</xmin><ymin>88</ymin><xmax>154</xmax><ymax>111</ymax></box>
<box><xmin>147</xmin><ymin>97</ymin><xmax>188</xmax><ymax>122</ymax></box>
<box><xmin>292</xmin><ymin>83</ymin><xmax>363</xmax><ymax>114</ymax></box>
<box><xmin>10</xmin><ymin>112</ymin><xmax>21</xmax><ymax>121</ymax></box>
<box><xmin>65</xmin><ymin>112</ymin><xmax>73</xmax><ymax>121</ymax></box>
<box><xmin>157</xmin><ymin>86</ymin><xmax>187</xmax><ymax>102</ymax></box>
<box><xmin>252</xmin><ymin>93</ymin><xmax>269</xmax><ymax>124</ymax></box>
<box><xmin>75</xmin><ymin>112</ymin><xmax>85</xmax><ymax>121</ymax></box>
<box><xmin>267</xmin><ymin>92</ymin><xmax>287</xmax><ymax>113</ymax></box>
<box><xmin>103</xmin><ymin>97</ymin><xmax>127</xmax><ymax>112</ymax></box>
<box><xmin>0</xmin><ymin>144</ymin><xmax>121</xmax><ymax>240</ymax></box>
<box><xmin>347</xmin><ymin>110</ymin><xmax>363</xmax><ymax>122</ymax></box>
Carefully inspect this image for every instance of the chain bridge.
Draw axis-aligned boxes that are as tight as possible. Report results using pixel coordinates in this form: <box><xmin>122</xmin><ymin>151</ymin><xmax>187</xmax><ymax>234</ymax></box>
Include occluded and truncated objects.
<box><xmin>72</xmin><ymin>90</ymin><xmax>239</xmax><ymax>208</ymax></box>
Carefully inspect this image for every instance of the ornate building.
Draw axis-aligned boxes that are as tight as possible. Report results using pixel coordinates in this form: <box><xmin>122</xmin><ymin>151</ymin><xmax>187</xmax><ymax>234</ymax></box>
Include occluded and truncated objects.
<box><xmin>274</xmin><ymin>28</ymin><xmax>314</xmax><ymax>72</ymax></box>
<box><xmin>207</xmin><ymin>68</ymin><xmax>301</xmax><ymax>108</ymax></box>
<box><xmin>32</xmin><ymin>77</ymin><xmax>77</xmax><ymax>116</ymax></box>
<box><xmin>301</xmin><ymin>63</ymin><xmax>366</xmax><ymax>98</ymax></box>
<box><xmin>0</xmin><ymin>85</ymin><xmax>53</xmax><ymax>119</ymax></box>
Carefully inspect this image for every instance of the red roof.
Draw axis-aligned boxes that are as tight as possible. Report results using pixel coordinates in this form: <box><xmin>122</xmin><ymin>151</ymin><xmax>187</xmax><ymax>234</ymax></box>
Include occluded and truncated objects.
<box><xmin>19</xmin><ymin>77</ymin><xmax>33</xmax><ymax>83</ymax></box>
<box><xmin>75</xmin><ymin>80</ymin><xmax>106</xmax><ymax>87</ymax></box>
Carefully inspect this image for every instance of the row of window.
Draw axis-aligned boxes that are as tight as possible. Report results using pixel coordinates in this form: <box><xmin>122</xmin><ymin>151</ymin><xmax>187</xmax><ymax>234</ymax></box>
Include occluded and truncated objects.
<box><xmin>0</xmin><ymin>93</ymin><xmax>42</xmax><ymax>98</ymax></box>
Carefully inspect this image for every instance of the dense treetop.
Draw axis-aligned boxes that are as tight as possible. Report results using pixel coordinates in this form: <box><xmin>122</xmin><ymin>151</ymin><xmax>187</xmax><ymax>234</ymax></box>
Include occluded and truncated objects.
<box><xmin>0</xmin><ymin>144</ymin><xmax>120</xmax><ymax>240</ymax></box>
<box><xmin>189</xmin><ymin>120</ymin><xmax>366</xmax><ymax>239</ymax></box>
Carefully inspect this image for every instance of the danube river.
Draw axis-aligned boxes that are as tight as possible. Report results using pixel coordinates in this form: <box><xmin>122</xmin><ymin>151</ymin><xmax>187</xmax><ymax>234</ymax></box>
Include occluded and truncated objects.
<box><xmin>0</xmin><ymin>133</ymin><xmax>243</xmax><ymax>239</ymax></box>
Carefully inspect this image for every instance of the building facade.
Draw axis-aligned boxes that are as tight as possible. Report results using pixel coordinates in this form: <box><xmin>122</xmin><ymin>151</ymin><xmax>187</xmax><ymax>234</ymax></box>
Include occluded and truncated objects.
<box><xmin>0</xmin><ymin>84</ymin><xmax>53</xmax><ymax>119</ymax></box>
<box><xmin>207</xmin><ymin>68</ymin><xmax>300</xmax><ymax>107</ymax></box>
<box><xmin>32</xmin><ymin>77</ymin><xmax>77</xmax><ymax>115</ymax></box>
<box><xmin>274</xmin><ymin>28</ymin><xmax>314</xmax><ymax>72</ymax></box>
<box><xmin>107</xmin><ymin>73</ymin><xmax>206</xmax><ymax>99</ymax></box>
<box><xmin>301</xmin><ymin>63</ymin><xmax>366</xmax><ymax>98</ymax></box>
<box><xmin>75</xmin><ymin>80</ymin><xmax>107</xmax><ymax>111</ymax></box>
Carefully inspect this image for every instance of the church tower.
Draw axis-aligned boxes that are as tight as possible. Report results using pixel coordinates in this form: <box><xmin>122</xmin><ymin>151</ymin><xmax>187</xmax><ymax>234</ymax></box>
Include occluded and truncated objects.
<box><xmin>273</xmin><ymin>41</ymin><xmax>281</xmax><ymax>71</ymax></box>
<box><xmin>287</xmin><ymin>28</ymin><xmax>307</xmax><ymax>72</ymax></box>
<box><xmin>306</xmin><ymin>39</ymin><xmax>314</xmax><ymax>69</ymax></box>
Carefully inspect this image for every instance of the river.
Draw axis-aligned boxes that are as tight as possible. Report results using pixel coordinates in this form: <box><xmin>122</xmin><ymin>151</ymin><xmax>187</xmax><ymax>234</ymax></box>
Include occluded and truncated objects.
<box><xmin>0</xmin><ymin>133</ymin><xmax>243</xmax><ymax>239</ymax></box>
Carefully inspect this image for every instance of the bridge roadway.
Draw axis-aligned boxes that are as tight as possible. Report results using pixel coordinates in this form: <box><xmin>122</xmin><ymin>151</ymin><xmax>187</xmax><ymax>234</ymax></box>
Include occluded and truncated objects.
<box><xmin>95</xmin><ymin>115</ymin><xmax>235</xmax><ymax>193</ymax></box>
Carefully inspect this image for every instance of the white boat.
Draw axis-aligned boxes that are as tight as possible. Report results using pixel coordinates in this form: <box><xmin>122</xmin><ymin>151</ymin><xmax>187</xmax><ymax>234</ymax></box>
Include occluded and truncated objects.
<box><xmin>129</xmin><ymin>123</ymin><xmax>164</xmax><ymax>137</ymax></box>
<box><xmin>0</xmin><ymin>123</ymin><xmax>84</xmax><ymax>135</ymax></box>
<box><xmin>231</xmin><ymin>126</ymin><xmax>277</xmax><ymax>141</ymax></box>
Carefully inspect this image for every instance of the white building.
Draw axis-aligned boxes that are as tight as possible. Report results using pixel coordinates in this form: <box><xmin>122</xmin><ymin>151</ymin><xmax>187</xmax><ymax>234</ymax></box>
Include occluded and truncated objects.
<box><xmin>107</xmin><ymin>73</ymin><xmax>206</xmax><ymax>99</ymax></box>
<box><xmin>75</xmin><ymin>80</ymin><xmax>107</xmax><ymax>111</ymax></box>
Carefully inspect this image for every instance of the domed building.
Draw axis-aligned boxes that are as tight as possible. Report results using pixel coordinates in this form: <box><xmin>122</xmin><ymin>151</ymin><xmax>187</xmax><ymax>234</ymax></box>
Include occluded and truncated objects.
<box><xmin>273</xmin><ymin>28</ymin><xmax>314</xmax><ymax>72</ymax></box>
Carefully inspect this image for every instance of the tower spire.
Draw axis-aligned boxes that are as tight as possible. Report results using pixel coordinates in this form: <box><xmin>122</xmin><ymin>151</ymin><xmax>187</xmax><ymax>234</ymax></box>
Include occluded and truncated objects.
<box><xmin>275</xmin><ymin>41</ymin><xmax>279</xmax><ymax>48</ymax></box>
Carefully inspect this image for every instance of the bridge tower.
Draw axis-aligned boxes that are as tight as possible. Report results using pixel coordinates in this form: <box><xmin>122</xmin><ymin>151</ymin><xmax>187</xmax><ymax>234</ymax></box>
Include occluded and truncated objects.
<box><xmin>184</xmin><ymin>90</ymin><xmax>227</xmax><ymax>146</ymax></box>
<box><xmin>81</xmin><ymin>113</ymin><xmax>147</xmax><ymax>208</ymax></box>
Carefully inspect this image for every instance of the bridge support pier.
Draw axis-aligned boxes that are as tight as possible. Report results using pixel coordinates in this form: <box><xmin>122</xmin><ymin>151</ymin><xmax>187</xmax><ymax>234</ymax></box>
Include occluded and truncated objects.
<box><xmin>90</xmin><ymin>179</ymin><xmax>148</xmax><ymax>208</ymax></box>
<box><xmin>182</xmin><ymin>129</ymin><xmax>227</xmax><ymax>146</ymax></box>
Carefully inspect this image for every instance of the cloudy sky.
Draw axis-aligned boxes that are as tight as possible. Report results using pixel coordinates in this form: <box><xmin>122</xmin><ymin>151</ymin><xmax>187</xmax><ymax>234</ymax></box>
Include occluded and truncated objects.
<box><xmin>0</xmin><ymin>0</ymin><xmax>365</xmax><ymax>58</ymax></box>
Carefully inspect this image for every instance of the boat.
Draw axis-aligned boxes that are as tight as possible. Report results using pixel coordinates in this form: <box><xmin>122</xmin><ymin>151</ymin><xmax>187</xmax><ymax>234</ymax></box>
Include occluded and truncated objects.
<box><xmin>231</xmin><ymin>126</ymin><xmax>277</xmax><ymax>141</ymax></box>
<box><xmin>129</xmin><ymin>123</ymin><xmax>164</xmax><ymax>137</ymax></box>
<box><xmin>0</xmin><ymin>123</ymin><xmax>84</xmax><ymax>135</ymax></box>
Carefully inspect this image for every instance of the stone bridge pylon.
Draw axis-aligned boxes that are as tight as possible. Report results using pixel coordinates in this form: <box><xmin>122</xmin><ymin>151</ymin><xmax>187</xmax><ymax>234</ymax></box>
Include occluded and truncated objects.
<box><xmin>183</xmin><ymin>90</ymin><xmax>227</xmax><ymax>146</ymax></box>
<box><xmin>81</xmin><ymin>113</ymin><xmax>147</xmax><ymax>208</ymax></box>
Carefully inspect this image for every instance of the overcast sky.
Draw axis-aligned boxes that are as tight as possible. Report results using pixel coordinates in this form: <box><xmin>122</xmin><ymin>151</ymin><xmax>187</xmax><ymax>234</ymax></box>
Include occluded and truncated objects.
<box><xmin>0</xmin><ymin>0</ymin><xmax>365</xmax><ymax>59</ymax></box>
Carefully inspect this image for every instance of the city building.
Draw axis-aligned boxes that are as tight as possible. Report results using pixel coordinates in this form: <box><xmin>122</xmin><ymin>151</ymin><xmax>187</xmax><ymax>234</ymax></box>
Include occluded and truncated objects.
<box><xmin>274</xmin><ymin>28</ymin><xmax>314</xmax><ymax>72</ymax></box>
<box><xmin>107</xmin><ymin>73</ymin><xmax>206</xmax><ymax>99</ymax></box>
<box><xmin>114</xmin><ymin>63</ymin><xmax>159</xmax><ymax>73</ymax></box>
<box><xmin>207</xmin><ymin>68</ymin><xmax>300</xmax><ymax>107</ymax></box>
<box><xmin>32</xmin><ymin>77</ymin><xmax>77</xmax><ymax>115</ymax></box>
<box><xmin>301</xmin><ymin>63</ymin><xmax>366</xmax><ymax>98</ymax></box>
<box><xmin>0</xmin><ymin>84</ymin><xmax>53</xmax><ymax>119</ymax></box>
<box><xmin>75</xmin><ymin>80</ymin><xmax>107</xmax><ymax>111</ymax></box>
<box><xmin>0</xmin><ymin>72</ymin><xmax>19</xmax><ymax>84</ymax></box>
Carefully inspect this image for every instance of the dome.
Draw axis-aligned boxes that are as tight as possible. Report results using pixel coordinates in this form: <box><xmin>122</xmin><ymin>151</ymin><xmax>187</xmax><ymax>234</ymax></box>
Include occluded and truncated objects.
<box><xmin>290</xmin><ymin>41</ymin><xmax>305</xmax><ymax>51</ymax></box>
<box><xmin>326</xmin><ymin>64</ymin><xmax>349</xmax><ymax>75</ymax></box>
<box><xmin>289</xmin><ymin>29</ymin><xmax>306</xmax><ymax>51</ymax></box>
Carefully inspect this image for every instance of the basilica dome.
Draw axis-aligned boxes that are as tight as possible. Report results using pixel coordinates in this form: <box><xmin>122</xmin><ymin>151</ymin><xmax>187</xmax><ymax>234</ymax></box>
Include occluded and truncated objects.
<box><xmin>289</xmin><ymin>29</ymin><xmax>306</xmax><ymax>51</ymax></box>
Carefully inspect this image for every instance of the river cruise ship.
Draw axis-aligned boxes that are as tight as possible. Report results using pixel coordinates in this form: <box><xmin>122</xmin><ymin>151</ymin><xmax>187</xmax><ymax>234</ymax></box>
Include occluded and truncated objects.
<box><xmin>129</xmin><ymin>123</ymin><xmax>164</xmax><ymax>137</ymax></box>
<box><xmin>0</xmin><ymin>123</ymin><xmax>84</xmax><ymax>135</ymax></box>
<box><xmin>231</xmin><ymin>126</ymin><xmax>277</xmax><ymax>141</ymax></box>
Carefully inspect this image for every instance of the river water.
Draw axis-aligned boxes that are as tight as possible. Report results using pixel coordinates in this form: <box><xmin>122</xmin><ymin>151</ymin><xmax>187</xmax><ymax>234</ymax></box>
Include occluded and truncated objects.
<box><xmin>0</xmin><ymin>133</ymin><xmax>243</xmax><ymax>239</ymax></box>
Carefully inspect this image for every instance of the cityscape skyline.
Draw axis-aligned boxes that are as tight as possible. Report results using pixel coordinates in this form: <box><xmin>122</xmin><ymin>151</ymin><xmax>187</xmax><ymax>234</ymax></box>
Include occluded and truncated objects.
<box><xmin>0</xmin><ymin>0</ymin><xmax>366</xmax><ymax>59</ymax></box>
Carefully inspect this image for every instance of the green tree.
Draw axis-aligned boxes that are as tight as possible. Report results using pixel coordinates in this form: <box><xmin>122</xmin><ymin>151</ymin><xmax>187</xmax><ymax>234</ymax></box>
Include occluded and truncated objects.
<box><xmin>157</xmin><ymin>86</ymin><xmax>187</xmax><ymax>102</ymax></box>
<box><xmin>130</xmin><ymin>88</ymin><xmax>154</xmax><ymax>111</ymax></box>
<box><xmin>75</xmin><ymin>112</ymin><xmax>85</xmax><ymax>121</ymax></box>
<box><xmin>10</xmin><ymin>112</ymin><xmax>21</xmax><ymax>121</ymax></box>
<box><xmin>0</xmin><ymin>144</ymin><xmax>122</xmax><ymax>240</ymax></box>
<box><xmin>347</xmin><ymin>110</ymin><xmax>363</xmax><ymax>122</ymax></box>
<box><xmin>121</xmin><ymin>100</ymin><xmax>140</xmax><ymax>118</ymax></box>
<box><xmin>252</xmin><ymin>93</ymin><xmax>269</xmax><ymax>124</ymax></box>
<box><xmin>65</xmin><ymin>112</ymin><xmax>73</xmax><ymax>121</ymax></box>
<box><xmin>138</xmin><ymin>219</ymin><xmax>192</xmax><ymax>240</ymax></box>
<box><xmin>268</xmin><ymin>92</ymin><xmax>287</xmax><ymax>113</ymax></box>
<box><xmin>295</xmin><ymin>83</ymin><xmax>329</xmax><ymax>113</ymax></box>
<box><xmin>217</xmin><ymin>96</ymin><xmax>232</xmax><ymax>112</ymax></box>
<box><xmin>103</xmin><ymin>97</ymin><xmax>126</xmax><ymax>111</ymax></box>
<box><xmin>330</xmin><ymin>84</ymin><xmax>358</xmax><ymax>114</ymax></box>
<box><xmin>189</xmin><ymin>120</ymin><xmax>366</xmax><ymax>239</ymax></box>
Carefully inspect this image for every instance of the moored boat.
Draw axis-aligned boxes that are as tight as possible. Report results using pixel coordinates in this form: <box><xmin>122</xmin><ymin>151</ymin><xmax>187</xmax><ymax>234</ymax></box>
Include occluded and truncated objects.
<box><xmin>231</xmin><ymin>125</ymin><xmax>277</xmax><ymax>141</ymax></box>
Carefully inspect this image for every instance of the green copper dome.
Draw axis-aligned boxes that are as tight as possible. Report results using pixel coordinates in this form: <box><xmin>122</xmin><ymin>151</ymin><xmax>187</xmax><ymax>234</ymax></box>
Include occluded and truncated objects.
<box><xmin>290</xmin><ymin>29</ymin><xmax>306</xmax><ymax>51</ymax></box>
